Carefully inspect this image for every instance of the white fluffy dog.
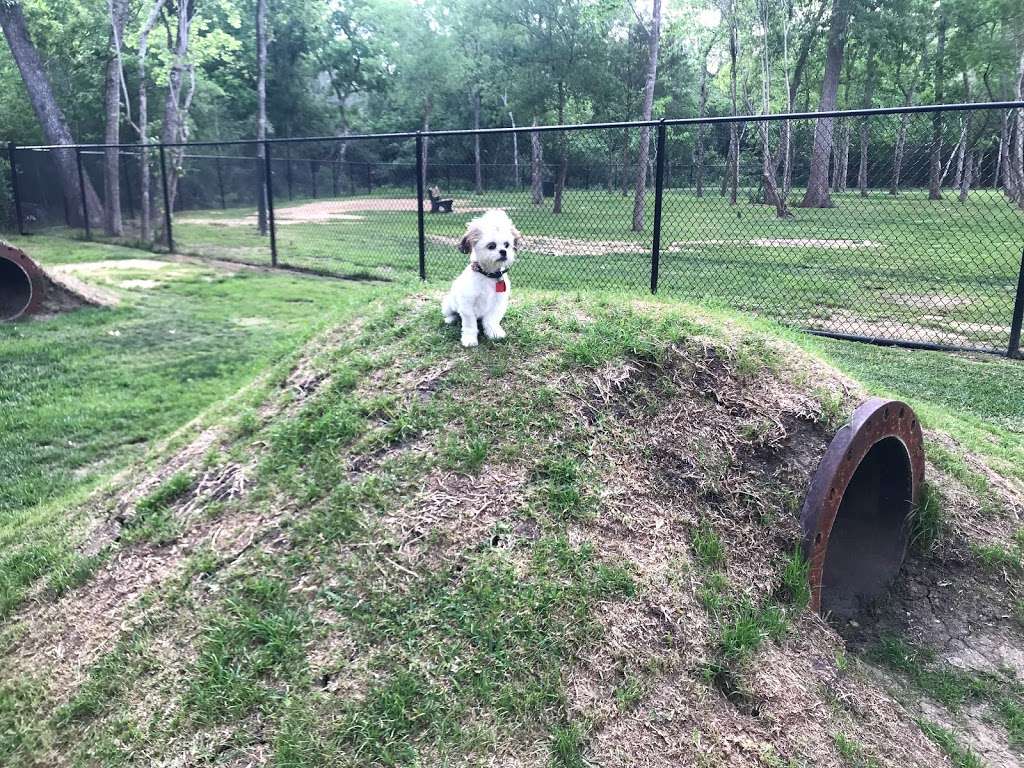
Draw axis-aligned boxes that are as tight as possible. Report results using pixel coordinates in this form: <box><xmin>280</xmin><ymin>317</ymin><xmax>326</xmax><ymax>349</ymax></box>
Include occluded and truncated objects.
<box><xmin>442</xmin><ymin>209</ymin><xmax>524</xmax><ymax>347</ymax></box>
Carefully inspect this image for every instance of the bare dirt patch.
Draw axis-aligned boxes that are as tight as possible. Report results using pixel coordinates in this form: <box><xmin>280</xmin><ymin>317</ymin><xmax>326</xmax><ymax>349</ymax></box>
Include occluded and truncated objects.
<box><xmin>427</xmin><ymin>233</ymin><xmax>884</xmax><ymax>258</ymax></box>
<box><xmin>180</xmin><ymin>197</ymin><xmax>498</xmax><ymax>227</ymax></box>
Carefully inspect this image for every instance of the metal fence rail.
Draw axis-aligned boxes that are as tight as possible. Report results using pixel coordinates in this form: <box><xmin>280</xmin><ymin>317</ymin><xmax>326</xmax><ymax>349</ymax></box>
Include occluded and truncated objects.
<box><xmin>5</xmin><ymin>101</ymin><xmax>1024</xmax><ymax>358</ymax></box>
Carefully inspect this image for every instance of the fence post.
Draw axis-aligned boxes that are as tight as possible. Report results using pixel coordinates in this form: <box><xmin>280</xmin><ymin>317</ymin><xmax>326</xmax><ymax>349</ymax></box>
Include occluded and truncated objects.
<box><xmin>158</xmin><ymin>144</ymin><xmax>174</xmax><ymax>252</ymax></box>
<box><xmin>1008</xmin><ymin>247</ymin><xmax>1024</xmax><ymax>359</ymax></box>
<box><xmin>416</xmin><ymin>131</ymin><xmax>426</xmax><ymax>281</ymax></box>
<box><xmin>264</xmin><ymin>140</ymin><xmax>278</xmax><ymax>268</ymax></box>
<box><xmin>7</xmin><ymin>142</ymin><xmax>25</xmax><ymax>235</ymax></box>
<box><xmin>75</xmin><ymin>146</ymin><xmax>90</xmax><ymax>239</ymax></box>
<box><xmin>650</xmin><ymin>119</ymin><xmax>667</xmax><ymax>294</ymax></box>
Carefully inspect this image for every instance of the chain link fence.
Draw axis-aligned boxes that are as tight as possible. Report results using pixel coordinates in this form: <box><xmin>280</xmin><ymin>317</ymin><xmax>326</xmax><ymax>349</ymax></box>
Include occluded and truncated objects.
<box><xmin>6</xmin><ymin>103</ymin><xmax>1024</xmax><ymax>357</ymax></box>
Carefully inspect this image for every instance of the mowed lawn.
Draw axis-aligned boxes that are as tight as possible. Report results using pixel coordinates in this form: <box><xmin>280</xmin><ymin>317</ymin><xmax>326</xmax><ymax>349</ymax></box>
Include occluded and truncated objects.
<box><xmin>0</xmin><ymin>235</ymin><xmax>391</xmax><ymax>615</ymax></box>
<box><xmin>162</xmin><ymin>186</ymin><xmax>1024</xmax><ymax>351</ymax></box>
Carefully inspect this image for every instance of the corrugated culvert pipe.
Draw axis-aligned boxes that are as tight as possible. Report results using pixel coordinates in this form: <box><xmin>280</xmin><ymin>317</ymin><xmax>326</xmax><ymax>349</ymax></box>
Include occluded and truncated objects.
<box><xmin>0</xmin><ymin>242</ymin><xmax>45</xmax><ymax>321</ymax></box>
<box><xmin>801</xmin><ymin>397</ymin><xmax>925</xmax><ymax>619</ymax></box>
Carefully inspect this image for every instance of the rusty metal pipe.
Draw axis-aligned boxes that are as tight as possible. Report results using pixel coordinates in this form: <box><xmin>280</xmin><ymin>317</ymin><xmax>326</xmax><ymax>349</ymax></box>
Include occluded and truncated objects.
<box><xmin>0</xmin><ymin>242</ymin><xmax>46</xmax><ymax>321</ymax></box>
<box><xmin>801</xmin><ymin>398</ymin><xmax>925</xmax><ymax>619</ymax></box>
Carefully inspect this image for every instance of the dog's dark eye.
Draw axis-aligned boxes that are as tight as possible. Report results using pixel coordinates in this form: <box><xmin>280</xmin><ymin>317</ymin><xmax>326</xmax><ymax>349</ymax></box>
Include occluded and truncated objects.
<box><xmin>487</xmin><ymin>242</ymin><xmax>497</xmax><ymax>250</ymax></box>
<box><xmin>504</xmin><ymin>242</ymin><xmax>509</xmax><ymax>248</ymax></box>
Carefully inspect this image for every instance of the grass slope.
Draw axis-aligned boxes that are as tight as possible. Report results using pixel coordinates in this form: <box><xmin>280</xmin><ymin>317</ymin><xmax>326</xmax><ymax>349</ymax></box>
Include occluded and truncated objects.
<box><xmin>5</xmin><ymin>287</ymin><xmax>1020</xmax><ymax>767</ymax></box>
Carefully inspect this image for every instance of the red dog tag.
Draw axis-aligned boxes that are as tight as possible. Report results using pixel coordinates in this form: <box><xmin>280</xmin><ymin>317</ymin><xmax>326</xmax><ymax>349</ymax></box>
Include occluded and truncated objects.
<box><xmin>495</xmin><ymin>280</ymin><xmax>507</xmax><ymax>293</ymax></box>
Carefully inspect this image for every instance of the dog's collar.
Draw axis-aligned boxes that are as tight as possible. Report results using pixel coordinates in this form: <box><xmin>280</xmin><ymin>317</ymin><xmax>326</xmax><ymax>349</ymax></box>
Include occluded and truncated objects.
<box><xmin>471</xmin><ymin>262</ymin><xmax>508</xmax><ymax>280</ymax></box>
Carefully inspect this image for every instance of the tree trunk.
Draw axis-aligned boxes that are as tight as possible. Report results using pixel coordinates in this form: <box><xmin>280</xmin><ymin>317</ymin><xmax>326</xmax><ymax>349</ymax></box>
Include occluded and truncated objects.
<box><xmin>890</xmin><ymin>91</ymin><xmax>913</xmax><ymax>195</ymax></box>
<box><xmin>0</xmin><ymin>1</ymin><xmax>103</xmax><ymax>227</ymax></box>
<box><xmin>136</xmin><ymin>0</ymin><xmax>167</xmax><ymax>243</ymax></box>
<box><xmin>856</xmin><ymin>43</ymin><xmax>877</xmax><ymax>197</ymax></box>
<box><xmin>756</xmin><ymin>0</ymin><xmax>788</xmax><ymax>216</ymax></box>
<box><xmin>799</xmin><ymin>0</ymin><xmax>849</xmax><ymax>208</ymax></box>
<box><xmin>552</xmin><ymin>81</ymin><xmax>567</xmax><ymax>214</ymax></box>
<box><xmin>530</xmin><ymin>118</ymin><xmax>543</xmax><ymax>205</ymax></box>
<box><xmin>104</xmin><ymin>0</ymin><xmax>129</xmax><ymax>236</ymax></box>
<box><xmin>837</xmin><ymin>122</ymin><xmax>850</xmax><ymax>192</ymax></box>
<box><xmin>785</xmin><ymin>0</ymin><xmax>828</xmax><ymax>197</ymax></box>
<box><xmin>958</xmin><ymin>149</ymin><xmax>973</xmax><ymax>202</ymax></box>
<box><xmin>1010</xmin><ymin>48</ymin><xmax>1024</xmax><ymax>208</ymax></box>
<box><xmin>621</xmin><ymin>128</ymin><xmax>630</xmax><ymax>195</ymax></box>
<box><xmin>421</xmin><ymin>96</ymin><xmax>432</xmax><ymax>192</ymax></box>
<box><xmin>695</xmin><ymin>38</ymin><xmax>713</xmax><ymax>198</ymax></box>
<box><xmin>928</xmin><ymin>11</ymin><xmax>946</xmax><ymax>200</ymax></box>
<box><xmin>726</xmin><ymin>0</ymin><xmax>739</xmax><ymax>205</ymax></box>
<box><xmin>162</xmin><ymin>0</ymin><xmax>196</xmax><ymax>215</ymax></box>
<box><xmin>995</xmin><ymin>111</ymin><xmax>1009</xmax><ymax>191</ymax></box>
<box><xmin>631</xmin><ymin>0</ymin><xmax>661</xmax><ymax>232</ymax></box>
<box><xmin>502</xmin><ymin>91</ymin><xmax>520</xmax><ymax>189</ymax></box>
<box><xmin>256</xmin><ymin>0</ymin><xmax>269</xmax><ymax>235</ymax></box>
<box><xmin>472</xmin><ymin>89</ymin><xmax>483</xmax><ymax>194</ymax></box>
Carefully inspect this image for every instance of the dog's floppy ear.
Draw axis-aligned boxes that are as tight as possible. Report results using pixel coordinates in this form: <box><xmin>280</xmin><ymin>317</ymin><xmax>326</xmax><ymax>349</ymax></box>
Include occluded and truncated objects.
<box><xmin>459</xmin><ymin>222</ymin><xmax>481</xmax><ymax>254</ymax></box>
<box><xmin>512</xmin><ymin>225</ymin><xmax>525</xmax><ymax>251</ymax></box>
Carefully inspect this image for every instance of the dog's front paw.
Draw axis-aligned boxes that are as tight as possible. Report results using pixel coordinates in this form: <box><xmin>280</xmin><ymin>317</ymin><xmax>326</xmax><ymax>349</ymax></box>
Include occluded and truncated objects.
<box><xmin>461</xmin><ymin>332</ymin><xmax>479</xmax><ymax>347</ymax></box>
<box><xmin>484</xmin><ymin>325</ymin><xmax>506</xmax><ymax>340</ymax></box>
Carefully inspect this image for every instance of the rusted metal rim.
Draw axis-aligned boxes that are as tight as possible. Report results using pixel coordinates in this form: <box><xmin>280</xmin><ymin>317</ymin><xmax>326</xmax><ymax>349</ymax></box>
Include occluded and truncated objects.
<box><xmin>801</xmin><ymin>397</ymin><xmax>925</xmax><ymax>619</ymax></box>
<box><xmin>0</xmin><ymin>241</ymin><xmax>46</xmax><ymax>321</ymax></box>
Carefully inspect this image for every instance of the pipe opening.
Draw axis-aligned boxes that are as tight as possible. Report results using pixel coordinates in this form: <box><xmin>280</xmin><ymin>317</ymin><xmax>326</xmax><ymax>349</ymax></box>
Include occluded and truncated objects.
<box><xmin>821</xmin><ymin>436</ymin><xmax>913</xmax><ymax>619</ymax></box>
<box><xmin>0</xmin><ymin>256</ymin><xmax>33</xmax><ymax>321</ymax></box>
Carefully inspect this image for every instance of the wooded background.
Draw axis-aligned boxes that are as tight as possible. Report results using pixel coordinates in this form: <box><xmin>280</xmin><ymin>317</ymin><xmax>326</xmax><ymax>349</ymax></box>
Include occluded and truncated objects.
<box><xmin>1</xmin><ymin>0</ymin><xmax>1023</xmax><ymax>233</ymax></box>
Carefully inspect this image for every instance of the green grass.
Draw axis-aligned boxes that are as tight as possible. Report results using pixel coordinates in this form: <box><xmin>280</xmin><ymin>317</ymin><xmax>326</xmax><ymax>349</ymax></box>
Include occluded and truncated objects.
<box><xmin>832</xmin><ymin>732</ymin><xmax>882</xmax><ymax>768</ymax></box>
<box><xmin>62</xmin><ymin>183</ymin><xmax>1024</xmax><ymax>353</ymax></box>
<box><xmin>691</xmin><ymin>521</ymin><xmax>726</xmax><ymax>570</ymax></box>
<box><xmin>917</xmin><ymin>720</ymin><xmax>986</xmax><ymax>768</ymax></box>
<box><xmin>120</xmin><ymin>472</ymin><xmax>194</xmax><ymax>545</ymax></box>
<box><xmin>910</xmin><ymin>481</ymin><xmax>944</xmax><ymax>552</ymax></box>
<box><xmin>0</xmin><ymin>235</ymin><xmax>389</xmax><ymax>615</ymax></box>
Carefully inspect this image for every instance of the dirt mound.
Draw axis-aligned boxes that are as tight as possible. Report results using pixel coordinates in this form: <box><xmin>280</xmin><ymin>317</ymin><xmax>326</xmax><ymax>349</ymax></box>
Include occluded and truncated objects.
<box><xmin>2</xmin><ymin>295</ymin><xmax>1021</xmax><ymax>767</ymax></box>
<box><xmin>0</xmin><ymin>243</ymin><xmax>118</xmax><ymax>321</ymax></box>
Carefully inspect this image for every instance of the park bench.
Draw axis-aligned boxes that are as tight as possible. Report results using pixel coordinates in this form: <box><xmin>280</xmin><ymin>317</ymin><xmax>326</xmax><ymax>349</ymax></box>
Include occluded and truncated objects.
<box><xmin>428</xmin><ymin>185</ymin><xmax>454</xmax><ymax>213</ymax></box>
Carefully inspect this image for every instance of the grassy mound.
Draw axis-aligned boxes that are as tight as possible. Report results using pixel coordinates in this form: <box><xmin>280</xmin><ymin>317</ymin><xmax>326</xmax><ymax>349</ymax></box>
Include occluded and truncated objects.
<box><xmin>2</xmin><ymin>292</ymin><xmax>1023</xmax><ymax>767</ymax></box>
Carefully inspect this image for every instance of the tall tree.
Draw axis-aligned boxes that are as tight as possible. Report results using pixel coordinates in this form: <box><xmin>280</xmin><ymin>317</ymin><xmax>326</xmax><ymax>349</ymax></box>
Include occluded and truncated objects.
<box><xmin>104</xmin><ymin>0</ymin><xmax>130</xmax><ymax>236</ymax></box>
<box><xmin>531</xmin><ymin>118</ymin><xmax>544</xmax><ymax>205</ymax></box>
<box><xmin>136</xmin><ymin>0</ymin><xmax>167</xmax><ymax>243</ymax></box>
<box><xmin>927</xmin><ymin>6</ymin><xmax>947</xmax><ymax>200</ymax></box>
<box><xmin>631</xmin><ymin>0</ymin><xmax>662</xmax><ymax>232</ymax></box>
<box><xmin>719</xmin><ymin>0</ymin><xmax>740</xmax><ymax>205</ymax></box>
<box><xmin>162</xmin><ymin>0</ymin><xmax>198</xmax><ymax>214</ymax></box>
<box><xmin>800</xmin><ymin>0</ymin><xmax>850</xmax><ymax>208</ymax></box>
<box><xmin>756</xmin><ymin>0</ymin><xmax>790</xmax><ymax>216</ymax></box>
<box><xmin>856</xmin><ymin>40</ymin><xmax>878</xmax><ymax>196</ymax></box>
<box><xmin>255</xmin><ymin>0</ymin><xmax>269</xmax><ymax>235</ymax></box>
<box><xmin>0</xmin><ymin>0</ymin><xmax>103</xmax><ymax>226</ymax></box>
<box><xmin>693</xmin><ymin>33</ymin><xmax>716</xmax><ymax>198</ymax></box>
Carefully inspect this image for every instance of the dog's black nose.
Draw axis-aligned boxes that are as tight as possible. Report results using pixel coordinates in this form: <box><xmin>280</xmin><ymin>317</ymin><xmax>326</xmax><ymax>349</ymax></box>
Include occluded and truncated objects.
<box><xmin>499</xmin><ymin>249</ymin><xmax>507</xmax><ymax>257</ymax></box>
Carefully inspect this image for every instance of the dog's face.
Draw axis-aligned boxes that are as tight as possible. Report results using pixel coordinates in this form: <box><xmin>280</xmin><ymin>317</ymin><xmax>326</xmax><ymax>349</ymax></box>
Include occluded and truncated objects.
<box><xmin>459</xmin><ymin>210</ymin><xmax>524</xmax><ymax>271</ymax></box>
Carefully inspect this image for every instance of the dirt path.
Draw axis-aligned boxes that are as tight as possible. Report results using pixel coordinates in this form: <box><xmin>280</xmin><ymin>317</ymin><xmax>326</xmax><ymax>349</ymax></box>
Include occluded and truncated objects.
<box><xmin>179</xmin><ymin>197</ymin><xmax>498</xmax><ymax>227</ymax></box>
